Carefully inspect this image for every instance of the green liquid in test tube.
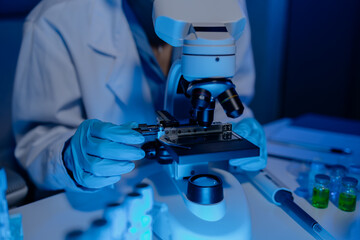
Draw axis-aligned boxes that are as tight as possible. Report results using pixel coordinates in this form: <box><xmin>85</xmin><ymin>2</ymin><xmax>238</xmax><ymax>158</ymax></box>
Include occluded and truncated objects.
<box><xmin>312</xmin><ymin>174</ymin><xmax>330</xmax><ymax>209</ymax></box>
<box><xmin>312</xmin><ymin>188</ymin><xmax>330</xmax><ymax>208</ymax></box>
<box><xmin>339</xmin><ymin>193</ymin><xmax>356</xmax><ymax>212</ymax></box>
<box><xmin>338</xmin><ymin>177</ymin><xmax>358</xmax><ymax>212</ymax></box>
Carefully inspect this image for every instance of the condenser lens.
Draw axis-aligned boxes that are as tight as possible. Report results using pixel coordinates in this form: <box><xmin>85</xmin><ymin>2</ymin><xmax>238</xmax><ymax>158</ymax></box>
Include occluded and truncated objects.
<box><xmin>187</xmin><ymin>174</ymin><xmax>224</xmax><ymax>204</ymax></box>
<box><xmin>193</xmin><ymin>176</ymin><xmax>219</xmax><ymax>187</ymax></box>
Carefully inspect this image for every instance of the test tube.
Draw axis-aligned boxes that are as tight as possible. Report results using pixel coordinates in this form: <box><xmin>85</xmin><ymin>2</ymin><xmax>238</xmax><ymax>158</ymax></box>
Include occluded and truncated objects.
<box><xmin>125</xmin><ymin>192</ymin><xmax>143</xmax><ymax>223</ymax></box>
<box><xmin>329</xmin><ymin>165</ymin><xmax>347</xmax><ymax>201</ymax></box>
<box><xmin>308</xmin><ymin>163</ymin><xmax>326</xmax><ymax>199</ymax></box>
<box><xmin>135</xmin><ymin>183</ymin><xmax>154</xmax><ymax>240</ymax></box>
<box><xmin>65</xmin><ymin>230</ymin><xmax>84</xmax><ymax>240</ymax></box>
<box><xmin>0</xmin><ymin>168</ymin><xmax>10</xmax><ymax>239</ymax></box>
<box><xmin>312</xmin><ymin>174</ymin><xmax>330</xmax><ymax>209</ymax></box>
<box><xmin>348</xmin><ymin>165</ymin><xmax>360</xmax><ymax>183</ymax></box>
<box><xmin>135</xmin><ymin>183</ymin><xmax>154</xmax><ymax>213</ymax></box>
<box><xmin>84</xmin><ymin>218</ymin><xmax>111</xmax><ymax>240</ymax></box>
<box><xmin>338</xmin><ymin>177</ymin><xmax>358</xmax><ymax>212</ymax></box>
<box><xmin>103</xmin><ymin>202</ymin><xmax>127</xmax><ymax>239</ymax></box>
<box><xmin>124</xmin><ymin>192</ymin><xmax>143</xmax><ymax>239</ymax></box>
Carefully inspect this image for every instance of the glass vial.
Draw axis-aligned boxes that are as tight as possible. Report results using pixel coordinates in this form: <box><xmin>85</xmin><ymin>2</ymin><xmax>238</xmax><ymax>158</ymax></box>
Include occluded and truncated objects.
<box><xmin>0</xmin><ymin>169</ymin><xmax>10</xmax><ymax>240</ymax></box>
<box><xmin>308</xmin><ymin>163</ymin><xmax>326</xmax><ymax>199</ymax></box>
<box><xmin>312</xmin><ymin>174</ymin><xmax>330</xmax><ymax>209</ymax></box>
<box><xmin>338</xmin><ymin>177</ymin><xmax>358</xmax><ymax>212</ymax></box>
<box><xmin>329</xmin><ymin>165</ymin><xmax>347</xmax><ymax>202</ymax></box>
<box><xmin>348</xmin><ymin>165</ymin><xmax>360</xmax><ymax>184</ymax></box>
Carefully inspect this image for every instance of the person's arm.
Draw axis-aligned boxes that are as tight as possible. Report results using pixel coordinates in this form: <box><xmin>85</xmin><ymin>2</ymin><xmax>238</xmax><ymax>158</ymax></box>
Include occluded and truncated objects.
<box><xmin>12</xmin><ymin>15</ymin><xmax>87</xmax><ymax>191</ymax></box>
<box><xmin>14</xmin><ymin>13</ymin><xmax>146</xmax><ymax>191</ymax></box>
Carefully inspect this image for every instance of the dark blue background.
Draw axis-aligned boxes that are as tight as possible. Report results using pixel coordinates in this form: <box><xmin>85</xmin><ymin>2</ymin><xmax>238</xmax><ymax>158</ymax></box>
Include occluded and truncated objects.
<box><xmin>247</xmin><ymin>0</ymin><xmax>360</xmax><ymax>123</ymax></box>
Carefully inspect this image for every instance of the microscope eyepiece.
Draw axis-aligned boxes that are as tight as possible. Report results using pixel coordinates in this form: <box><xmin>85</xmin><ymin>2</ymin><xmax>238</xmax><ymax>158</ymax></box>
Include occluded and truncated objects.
<box><xmin>218</xmin><ymin>88</ymin><xmax>244</xmax><ymax>118</ymax></box>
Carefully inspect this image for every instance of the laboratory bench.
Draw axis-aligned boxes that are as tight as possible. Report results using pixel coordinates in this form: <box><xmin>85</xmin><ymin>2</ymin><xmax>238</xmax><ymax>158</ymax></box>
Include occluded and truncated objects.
<box><xmin>9</xmin><ymin>117</ymin><xmax>360</xmax><ymax>240</ymax></box>
<box><xmin>9</xmin><ymin>156</ymin><xmax>360</xmax><ymax>240</ymax></box>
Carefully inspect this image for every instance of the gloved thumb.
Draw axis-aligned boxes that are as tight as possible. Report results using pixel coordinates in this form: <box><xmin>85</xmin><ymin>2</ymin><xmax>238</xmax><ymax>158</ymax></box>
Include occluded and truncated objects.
<box><xmin>230</xmin><ymin>118</ymin><xmax>267</xmax><ymax>171</ymax></box>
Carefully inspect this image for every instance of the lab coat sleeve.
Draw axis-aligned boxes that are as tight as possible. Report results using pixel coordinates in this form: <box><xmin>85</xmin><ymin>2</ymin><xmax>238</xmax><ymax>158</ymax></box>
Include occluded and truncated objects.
<box><xmin>214</xmin><ymin>0</ymin><xmax>255</xmax><ymax>123</ymax></box>
<box><xmin>12</xmin><ymin>17</ymin><xmax>86</xmax><ymax>191</ymax></box>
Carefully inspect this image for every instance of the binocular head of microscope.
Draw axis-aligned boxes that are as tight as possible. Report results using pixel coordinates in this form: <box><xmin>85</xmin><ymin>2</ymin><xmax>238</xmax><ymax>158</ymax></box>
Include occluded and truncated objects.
<box><xmin>153</xmin><ymin>0</ymin><xmax>247</xmax><ymax>127</ymax></box>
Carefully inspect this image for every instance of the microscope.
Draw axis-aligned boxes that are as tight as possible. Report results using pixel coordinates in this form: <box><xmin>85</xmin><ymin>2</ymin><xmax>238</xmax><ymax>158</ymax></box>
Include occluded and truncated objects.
<box><xmin>133</xmin><ymin>0</ymin><xmax>261</xmax><ymax>239</ymax></box>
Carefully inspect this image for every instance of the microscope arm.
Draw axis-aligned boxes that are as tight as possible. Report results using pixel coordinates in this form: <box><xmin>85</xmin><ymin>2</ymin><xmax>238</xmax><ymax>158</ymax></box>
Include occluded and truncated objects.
<box><xmin>164</xmin><ymin>59</ymin><xmax>181</xmax><ymax>116</ymax></box>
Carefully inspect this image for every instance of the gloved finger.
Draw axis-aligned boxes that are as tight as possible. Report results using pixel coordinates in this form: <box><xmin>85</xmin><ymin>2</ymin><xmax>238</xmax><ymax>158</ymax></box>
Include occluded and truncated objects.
<box><xmin>84</xmin><ymin>155</ymin><xmax>135</xmax><ymax>177</ymax></box>
<box><xmin>230</xmin><ymin>118</ymin><xmax>267</xmax><ymax>171</ymax></box>
<box><xmin>120</xmin><ymin>121</ymin><xmax>139</xmax><ymax>129</ymax></box>
<box><xmin>242</xmin><ymin>145</ymin><xmax>267</xmax><ymax>171</ymax></box>
<box><xmin>229</xmin><ymin>157</ymin><xmax>258</xmax><ymax>167</ymax></box>
<box><xmin>234</xmin><ymin>123</ymin><xmax>251</xmax><ymax>138</ymax></box>
<box><xmin>89</xmin><ymin>120</ymin><xmax>145</xmax><ymax>145</ymax></box>
<box><xmin>78</xmin><ymin>171</ymin><xmax>121</xmax><ymax>189</ymax></box>
<box><xmin>229</xmin><ymin>156</ymin><xmax>267</xmax><ymax>171</ymax></box>
<box><xmin>234</xmin><ymin>118</ymin><xmax>265</xmax><ymax>144</ymax></box>
<box><xmin>86</xmin><ymin>136</ymin><xmax>145</xmax><ymax>160</ymax></box>
<box><xmin>229</xmin><ymin>143</ymin><xmax>267</xmax><ymax>171</ymax></box>
<box><xmin>239</xmin><ymin>159</ymin><xmax>267</xmax><ymax>171</ymax></box>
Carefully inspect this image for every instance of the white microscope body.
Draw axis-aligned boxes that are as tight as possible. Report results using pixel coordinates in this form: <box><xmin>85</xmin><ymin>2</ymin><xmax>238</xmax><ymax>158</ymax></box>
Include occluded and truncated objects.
<box><xmin>141</xmin><ymin>0</ymin><xmax>256</xmax><ymax>239</ymax></box>
<box><xmin>153</xmin><ymin>0</ymin><xmax>246</xmax><ymax>122</ymax></box>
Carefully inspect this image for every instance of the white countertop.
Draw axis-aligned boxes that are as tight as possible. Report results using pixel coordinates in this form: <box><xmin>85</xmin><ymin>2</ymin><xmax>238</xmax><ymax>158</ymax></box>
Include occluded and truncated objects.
<box><xmin>10</xmin><ymin>156</ymin><xmax>360</xmax><ymax>240</ymax></box>
<box><xmin>9</xmin><ymin>118</ymin><xmax>360</xmax><ymax>240</ymax></box>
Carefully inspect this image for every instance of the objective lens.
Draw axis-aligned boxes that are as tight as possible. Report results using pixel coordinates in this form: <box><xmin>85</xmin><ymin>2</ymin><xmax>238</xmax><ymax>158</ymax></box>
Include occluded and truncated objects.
<box><xmin>191</xmin><ymin>88</ymin><xmax>211</xmax><ymax>110</ymax></box>
<box><xmin>218</xmin><ymin>88</ymin><xmax>244</xmax><ymax>118</ymax></box>
<box><xmin>196</xmin><ymin>100</ymin><xmax>215</xmax><ymax>127</ymax></box>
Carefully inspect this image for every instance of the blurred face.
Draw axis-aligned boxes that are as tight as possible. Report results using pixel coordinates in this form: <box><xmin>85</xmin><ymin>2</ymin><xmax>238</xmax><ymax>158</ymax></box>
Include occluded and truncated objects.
<box><xmin>127</xmin><ymin>0</ymin><xmax>163</xmax><ymax>47</ymax></box>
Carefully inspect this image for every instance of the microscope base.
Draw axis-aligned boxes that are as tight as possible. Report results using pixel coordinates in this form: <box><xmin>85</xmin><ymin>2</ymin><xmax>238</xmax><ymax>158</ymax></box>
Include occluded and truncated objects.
<box><xmin>145</xmin><ymin>167</ymin><xmax>251</xmax><ymax>240</ymax></box>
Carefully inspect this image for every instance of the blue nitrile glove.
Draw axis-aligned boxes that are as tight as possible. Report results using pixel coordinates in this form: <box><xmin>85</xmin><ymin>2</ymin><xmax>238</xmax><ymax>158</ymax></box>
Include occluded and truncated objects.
<box><xmin>229</xmin><ymin>118</ymin><xmax>267</xmax><ymax>171</ymax></box>
<box><xmin>63</xmin><ymin>119</ymin><xmax>145</xmax><ymax>189</ymax></box>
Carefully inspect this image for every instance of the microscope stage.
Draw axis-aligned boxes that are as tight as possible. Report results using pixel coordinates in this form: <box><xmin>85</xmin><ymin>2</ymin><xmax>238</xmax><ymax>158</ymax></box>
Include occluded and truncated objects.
<box><xmin>161</xmin><ymin>132</ymin><xmax>260</xmax><ymax>164</ymax></box>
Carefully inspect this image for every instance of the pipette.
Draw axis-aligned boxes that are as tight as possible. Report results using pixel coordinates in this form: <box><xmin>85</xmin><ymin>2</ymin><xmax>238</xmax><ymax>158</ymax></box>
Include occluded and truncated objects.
<box><xmin>246</xmin><ymin>170</ymin><xmax>335</xmax><ymax>240</ymax></box>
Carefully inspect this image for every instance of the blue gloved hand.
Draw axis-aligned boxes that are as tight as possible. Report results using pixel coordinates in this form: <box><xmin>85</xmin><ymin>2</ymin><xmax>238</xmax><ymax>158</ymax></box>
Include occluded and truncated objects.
<box><xmin>63</xmin><ymin>119</ymin><xmax>145</xmax><ymax>189</ymax></box>
<box><xmin>230</xmin><ymin>118</ymin><xmax>267</xmax><ymax>171</ymax></box>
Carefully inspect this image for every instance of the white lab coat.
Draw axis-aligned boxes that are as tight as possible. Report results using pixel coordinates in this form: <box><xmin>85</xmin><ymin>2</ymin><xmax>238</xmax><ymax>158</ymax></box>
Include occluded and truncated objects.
<box><xmin>12</xmin><ymin>0</ymin><xmax>255</xmax><ymax>191</ymax></box>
